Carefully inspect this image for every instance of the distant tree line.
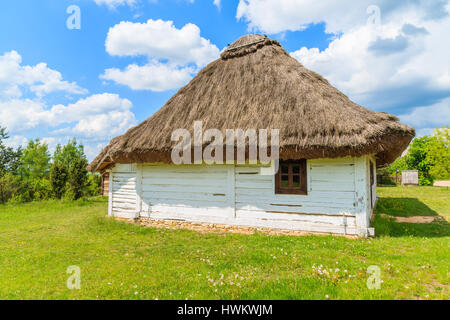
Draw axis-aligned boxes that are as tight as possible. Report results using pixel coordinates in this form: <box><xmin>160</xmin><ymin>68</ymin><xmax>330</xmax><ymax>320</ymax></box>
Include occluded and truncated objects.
<box><xmin>0</xmin><ymin>127</ymin><xmax>101</xmax><ymax>204</ymax></box>
<box><xmin>381</xmin><ymin>126</ymin><xmax>449</xmax><ymax>185</ymax></box>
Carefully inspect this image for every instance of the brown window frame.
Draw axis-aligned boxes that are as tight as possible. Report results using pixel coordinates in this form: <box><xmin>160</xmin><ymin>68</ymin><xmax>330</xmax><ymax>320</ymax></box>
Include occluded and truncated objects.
<box><xmin>275</xmin><ymin>159</ymin><xmax>308</xmax><ymax>195</ymax></box>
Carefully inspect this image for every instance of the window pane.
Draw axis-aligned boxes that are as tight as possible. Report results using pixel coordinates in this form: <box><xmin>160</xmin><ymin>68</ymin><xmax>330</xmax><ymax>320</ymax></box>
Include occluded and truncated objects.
<box><xmin>292</xmin><ymin>175</ymin><xmax>300</xmax><ymax>187</ymax></box>
<box><xmin>281</xmin><ymin>165</ymin><xmax>289</xmax><ymax>174</ymax></box>
<box><xmin>281</xmin><ymin>175</ymin><xmax>289</xmax><ymax>187</ymax></box>
<box><xmin>293</xmin><ymin>165</ymin><xmax>300</xmax><ymax>174</ymax></box>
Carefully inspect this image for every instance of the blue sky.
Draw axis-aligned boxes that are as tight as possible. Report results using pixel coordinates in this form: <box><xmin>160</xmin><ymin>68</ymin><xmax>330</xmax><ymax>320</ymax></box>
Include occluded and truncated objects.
<box><xmin>0</xmin><ymin>0</ymin><xmax>449</xmax><ymax>159</ymax></box>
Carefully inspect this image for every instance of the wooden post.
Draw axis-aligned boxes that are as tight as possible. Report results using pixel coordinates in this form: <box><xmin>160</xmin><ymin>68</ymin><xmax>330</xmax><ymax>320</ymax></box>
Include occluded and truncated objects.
<box><xmin>135</xmin><ymin>164</ymin><xmax>143</xmax><ymax>219</ymax></box>
<box><xmin>228</xmin><ymin>164</ymin><xmax>236</xmax><ymax>219</ymax></box>
<box><xmin>108</xmin><ymin>170</ymin><xmax>113</xmax><ymax>217</ymax></box>
<box><xmin>354</xmin><ymin>157</ymin><xmax>369</xmax><ymax>237</ymax></box>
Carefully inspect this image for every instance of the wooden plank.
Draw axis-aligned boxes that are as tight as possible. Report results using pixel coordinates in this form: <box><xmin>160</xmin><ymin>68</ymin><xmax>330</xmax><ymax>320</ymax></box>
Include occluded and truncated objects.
<box><xmin>228</xmin><ymin>165</ymin><xmax>236</xmax><ymax>218</ymax></box>
<box><xmin>145</xmin><ymin>197</ymin><xmax>229</xmax><ymax>206</ymax></box>
<box><xmin>108</xmin><ymin>171</ymin><xmax>113</xmax><ymax>216</ymax></box>
<box><xmin>235</xmin><ymin>181</ymin><xmax>273</xmax><ymax>189</ymax></box>
<box><xmin>142</xmin><ymin>177</ymin><xmax>226</xmax><ymax>187</ymax></box>
<box><xmin>148</xmin><ymin>211</ymin><xmax>359</xmax><ymax>235</ymax></box>
<box><xmin>142</xmin><ymin>172</ymin><xmax>226</xmax><ymax>180</ymax></box>
<box><xmin>309</xmin><ymin>181</ymin><xmax>355</xmax><ymax>192</ymax></box>
<box><xmin>113</xmin><ymin>202</ymin><xmax>136</xmax><ymax>210</ymax></box>
<box><xmin>136</xmin><ymin>164</ymin><xmax>143</xmax><ymax>217</ymax></box>
<box><xmin>143</xmin><ymin>164</ymin><xmax>228</xmax><ymax>173</ymax></box>
<box><xmin>236</xmin><ymin>203</ymin><xmax>355</xmax><ymax>215</ymax></box>
<box><xmin>142</xmin><ymin>191</ymin><xmax>229</xmax><ymax>202</ymax></box>
<box><xmin>142</xmin><ymin>184</ymin><xmax>227</xmax><ymax>194</ymax></box>
<box><xmin>150</xmin><ymin>205</ymin><xmax>232</xmax><ymax>218</ymax></box>
<box><xmin>236</xmin><ymin>210</ymin><xmax>356</xmax><ymax>226</ymax></box>
<box><xmin>235</xmin><ymin>195</ymin><xmax>355</xmax><ymax>208</ymax></box>
<box><xmin>354</xmin><ymin>156</ymin><xmax>369</xmax><ymax>235</ymax></box>
<box><xmin>112</xmin><ymin>164</ymin><xmax>136</xmax><ymax>173</ymax></box>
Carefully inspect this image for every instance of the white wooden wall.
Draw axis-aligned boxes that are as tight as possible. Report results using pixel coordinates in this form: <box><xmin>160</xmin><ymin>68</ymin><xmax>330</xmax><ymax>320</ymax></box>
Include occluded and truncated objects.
<box><xmin>369</xmin><ymin>156</ymin><xmax>377</xmax><ymax>212</ymax></box>
<box><xmin>139</xmin><ymin>164</ymin><xmax>234</xmax><ymax>221</ymax></box>
<box><xmin>235</xmin><ymin>158</ymin><xmax>358</xmax><ymax>235</ymax></box>
<box><xmin>109</xmin><ymin>157</ymin><xmax>375</xmax><ymax>236</ymax></box>
<box><xmin>110</xmin><ymin>164</ymin><xmax>137</xmax><ymax>219</ymax></box>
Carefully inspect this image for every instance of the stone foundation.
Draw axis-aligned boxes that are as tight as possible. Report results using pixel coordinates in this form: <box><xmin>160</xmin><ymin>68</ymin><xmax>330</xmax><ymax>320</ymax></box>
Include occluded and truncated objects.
<box><xmin>114</xmin><ymin>217</ymin><xmax>359</xmax><ymax>238</ymax></box>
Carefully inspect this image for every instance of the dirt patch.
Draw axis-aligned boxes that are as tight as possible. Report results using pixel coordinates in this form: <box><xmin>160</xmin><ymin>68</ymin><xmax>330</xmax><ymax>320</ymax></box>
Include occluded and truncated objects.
<box><xmin>114</xmin><ymin>217</ymin><xmax>359</xmax><ymax>238</ymax></box>
<box><xmin>379</xmin><ymin>214</ymin><xmax>445</xmax><ymax>224</ymax></box>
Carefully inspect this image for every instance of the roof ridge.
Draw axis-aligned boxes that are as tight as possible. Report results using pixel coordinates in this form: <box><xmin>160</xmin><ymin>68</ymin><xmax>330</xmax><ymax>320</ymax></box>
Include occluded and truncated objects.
<box><xmin>225</xmin><ymin>37</ymin><xmax>267</xmax><ymax>52</ymax></box>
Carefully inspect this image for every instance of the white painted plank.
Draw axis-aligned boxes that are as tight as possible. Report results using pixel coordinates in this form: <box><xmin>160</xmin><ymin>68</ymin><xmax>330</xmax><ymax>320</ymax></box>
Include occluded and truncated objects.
<box><xmin>236</xmin><ymin>210</ymin><xmax>356</xmax><ymax>226</ymax></box>
<box><xmin>142</xmin><ymin>184</ymin><xmax>227</xmax><ymax>194</ymax></box>
<box><xmin>108</xmin><ymin>171</ymin><xmax>113</xmax><ymax>217</ymax></box>
<box><xmin>143</xmin><ymin>191</ymin><xmax>229</xmax><ymax>202</ymax></box>
<box><xmin>236</xmin><ymin>203</ymin><xmax>355</xmax><ymax>215</ymax></box>
<box><xmin>354</xmin><ymin>156</ymin><xmax>369</xmax><ymax>235</ymax></box>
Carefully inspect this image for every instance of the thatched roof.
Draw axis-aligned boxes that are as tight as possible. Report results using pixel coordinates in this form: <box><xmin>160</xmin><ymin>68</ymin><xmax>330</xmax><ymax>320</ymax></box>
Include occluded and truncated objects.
<box><xmin>89</xmin><ymin>34</ymin><xmax>414</xmax><ymax>171</ymax></box>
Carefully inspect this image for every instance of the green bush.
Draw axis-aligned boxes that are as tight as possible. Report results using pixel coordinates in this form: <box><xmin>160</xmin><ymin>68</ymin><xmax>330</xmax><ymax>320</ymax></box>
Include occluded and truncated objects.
<box><xmin>86</xmin><ymin>173</ymin><xmax>102</xmax><ymax>197</ymax></box>
<box><xmin>30</xmin><ymin>178</ymin><xmax>52</xmax><ymax>201</ymax></box>
<box><xmin>50</xmin><ymin>162</ymin><xmax>68</xmax><ymax>199</ymax></box>
<box><xmin>0</xmin><ymin>173</ymin><xmax>24</xmax><ymax>204</ymax></box>
<box><xmin>67</xmin><ymin>157</ymin><xmax>89</xmax><ymax>200</ymax></box>
<box><xmin>385</xmin><ymin>127</ymin><xmax>449</xmax><ymax>185</ymax></box>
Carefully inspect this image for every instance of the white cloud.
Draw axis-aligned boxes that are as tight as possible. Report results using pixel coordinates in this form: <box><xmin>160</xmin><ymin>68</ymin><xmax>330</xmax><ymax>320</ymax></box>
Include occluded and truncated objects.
<box><xmin>103</xmin><ymin>19</ymin><xmax>219</xmax><ymax>91</ymax></box>
<box><xmin>399</xmin><ymin>98</ymin><xmax>450</xmax><ymax>128</ymax></box>
<box><xmin>94</xmin><ymin>0</ymin><xmax>139</xmax><ymax>10</ymax></box>
<box><xmin>48</xmin><ymin>93</ymin><xmax>133</xmax><ymax>126</ymax></box>
<box><xmin>0</xmin><ymin>93</ymin><xmax>136</xmax><ymax>142</ymax></box>
<box><xmin>84</xmin><ymin>142</ymin><xmax>108</xmax><ymax>161</ymax></box>
<box><xmin>71</xmin><ymin>110</ymin><xmax>136</xmax><ymax>138</ymax></box>
<box><xmin>236</xmin><ymin>0</ymin><xmax>449</xmax><ymax>34</ymax></box>
<box><xmin>101</xmin><ymin>62</ymin><xmax>193</xmax><ymax>91</ymax></box>
<box><xmin>237</xmin><ymin>0</ymin><xmax>450</xmax><ymax>131</ymax></box>
<box><xmin>0</xmin><ymin>50</ymin><xmax>137</xmax><ymax>161</ymax></box>
<box><xmin>5</xmin><ymin>135</ymin><xmax>28</xmax><ymax>149</ymax></box>
<box><xmin>290</xmin><ymin>13</ymin><xmax>450</xmax><ymax>112</ymax></box>
<box><xmin>213</xmin><ymin>0</ymin><xmax>221</xmax><ymax>10</ymax></box>
<box><xmin>0</xmin><ymin>51</ymin><xmax>87</xmax><ymax>100</ymax></box>
<box><xmin>106</xmin><ymin>19</ymin><xmax>219</xmax><ymax>66</ymax></box>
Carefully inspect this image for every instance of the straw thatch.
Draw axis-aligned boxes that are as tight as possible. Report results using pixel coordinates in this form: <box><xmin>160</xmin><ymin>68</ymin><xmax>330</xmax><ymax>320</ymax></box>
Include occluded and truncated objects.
<box><xmin>89</xmin><ymin>34</ymin><xmax>414</xmax><ymax>172</ymax></box>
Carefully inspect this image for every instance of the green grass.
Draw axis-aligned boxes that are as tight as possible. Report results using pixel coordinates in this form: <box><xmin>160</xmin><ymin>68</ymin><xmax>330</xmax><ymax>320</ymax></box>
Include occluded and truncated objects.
<box><xmin>374</xmin><ymin>187</ymin><xmax>450</xmax><ymax>238</ymax></box>
<box><xmin>0</xmin><ymin>188</ymin><xmax>448</xmax><ymax>300</ymax></box>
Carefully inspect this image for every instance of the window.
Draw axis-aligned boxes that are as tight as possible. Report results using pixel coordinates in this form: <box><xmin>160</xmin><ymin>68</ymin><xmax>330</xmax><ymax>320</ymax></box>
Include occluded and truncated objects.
<box><xmin>275</xmin><ymin>159</ymin><xmax>307</xmax><ymax>195</ymax></box>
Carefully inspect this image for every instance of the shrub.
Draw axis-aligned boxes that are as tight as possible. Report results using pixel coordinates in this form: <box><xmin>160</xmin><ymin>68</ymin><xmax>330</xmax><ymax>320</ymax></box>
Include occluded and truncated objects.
<box><xmin>67</xmin><ymin>157</ymin><xmax>88</xmax><ymax>200</ymax></box>
<box><xmin>30</xmin><ymin>178</ymin><xmax>52</xmax><ymax>201</ymax></box>
<box><xmin>85</xmin><ymin>173</ymin><xmax>102</xmax><ymax>197</ymax></box>
<box><xmin>0</xmin><ymin>173</ymin><xmax>23</xmax><ymax>204</ymax></box>
<box><xmin>50</xmin><ymin>162</ymin><xmax>68</xmax><ymax>199</ymax></box>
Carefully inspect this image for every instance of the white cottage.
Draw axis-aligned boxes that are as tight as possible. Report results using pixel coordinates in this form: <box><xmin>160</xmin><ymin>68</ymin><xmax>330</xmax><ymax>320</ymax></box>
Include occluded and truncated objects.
<box><xmin>89</xmin><ymin>35</ymin><xmax>414</xmax><ymax>237</ymax></box>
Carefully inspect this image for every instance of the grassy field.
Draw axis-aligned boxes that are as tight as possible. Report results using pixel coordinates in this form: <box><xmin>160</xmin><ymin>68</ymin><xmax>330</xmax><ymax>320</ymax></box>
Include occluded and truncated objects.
<box><xmin>0</xmin><ymin>187</ymin><xmax>448</xmax><ymax>300</ymax></box>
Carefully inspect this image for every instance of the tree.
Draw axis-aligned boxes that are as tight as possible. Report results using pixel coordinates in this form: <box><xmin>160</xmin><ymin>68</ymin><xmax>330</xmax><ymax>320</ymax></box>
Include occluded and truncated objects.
<box><xmin>405</xmin><ymin>136</ymin><xmax>434</xmax><ymax>185</ymax></box>
<box><xmin>0</xmin><ymin>173</ymin><xmax>23</xmax><ymax>203</ymax></box>
<box><xmin>387</xmin><ymin>156</ymin><xmax>408</xmax><ymax>175</ymax></box>
<box><xmin>50</xmin><ymin>161</ymin><xmax>68</xmax><ymax>199</ymax></box>
<box><xmin>52</xmin><ymin>139</ymin><xmax>90</xmax><ymax>199</ymax></box>
<box><xmin>426</xmin><ymin>127</ymin><xmax>450</xmax><ymax>180</ymax></box>
<box><xmin>0</xmin><ymin>127</ymin><xmax>22</xmax><ymax>176</ymax></box>
<box><xmin>53</xmin><ymin>139</ymin><xmax>86</xmax><ymax>169</ymax></box>
<box><xmin>387</xmin><ymin>127</ymin><xmax>449</xmax><ymax>185</ymax></box>
<box><xmin>67</xmin><ymin>157</ymin><xmax>88</xmax><ymax>200</ymax></box>
<box><xmin>18</xmin><ymin>140</ymin><xmax>51</xmax><ymax>180</ymax></box>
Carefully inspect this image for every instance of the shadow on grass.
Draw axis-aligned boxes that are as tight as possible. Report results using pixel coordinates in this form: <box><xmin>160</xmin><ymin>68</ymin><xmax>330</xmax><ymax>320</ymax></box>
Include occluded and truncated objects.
<box><xmin>375</xmin><ymin>197</ymin><xmax>438</xmax><ymax>217</ymax></box>
<box><xmin>374</xmin><ymin>197</ymin><xmax>449</xmax><ymax>238</ymax></box>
